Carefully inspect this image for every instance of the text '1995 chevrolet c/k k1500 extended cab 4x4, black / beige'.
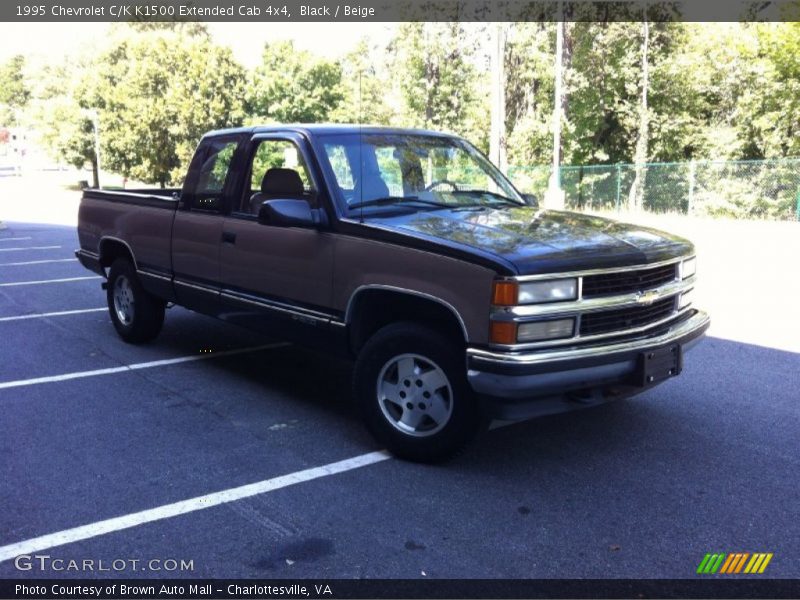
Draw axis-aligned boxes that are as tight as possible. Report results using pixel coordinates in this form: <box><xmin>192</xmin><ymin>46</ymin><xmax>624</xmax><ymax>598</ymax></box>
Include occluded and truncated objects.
<box><xmin>76</xmin><ymin>125</ymin><xmax>710</xmax><ymax>461</ymax></box>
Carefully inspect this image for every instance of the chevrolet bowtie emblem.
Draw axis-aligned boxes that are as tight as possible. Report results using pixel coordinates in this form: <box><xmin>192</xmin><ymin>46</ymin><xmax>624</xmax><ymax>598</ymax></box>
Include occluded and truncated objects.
<box><xmin>636</xmin><ymin>290</ymin><xmax>661</xmax><ymax>305</ymax></box>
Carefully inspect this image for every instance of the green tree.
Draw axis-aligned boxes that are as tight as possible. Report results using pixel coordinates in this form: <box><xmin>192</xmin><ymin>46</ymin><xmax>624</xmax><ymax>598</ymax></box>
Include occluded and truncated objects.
<box><xmin>0</xmin><ymin>55</ymin><xmax>30</xmax><ymax>126</ymax></box>
<box><xmin>31</xmin><ymin>58</ymin><xmax>100</xmax><ymax>186</ymax></box>
<box><xmin>85</xmin><ymin>29</ymin><xmax>246</xmax><ymax>186</ymax></box>
<box><xmin>740</xmin><ymin>22</ymin><xmax>800</xmax><ymax>158</ymax></box>
<box><xmin>247</xmin><ymin>41</ymin><xmax>345</xmax><ymax>124</ymax></box>
<box><xmin>563</xmin><ymin>22</ymin><xmax>646</xmax><ymax>165</ymax></box>
<box><xmin>503</xmin><ymin>23</ymin><xmax>556</xmax><ymax>166</ymax></box>
<box><xmin>648</xmin><ymin>23</ymin><xmax>757</xmax><ymax>162</ymax></box>
<box><xmin>391</xmin><ymin>23</ymin><xmax>486</xmax><ymax>146</ymax></box>
<box><xmin>333</xmin><ymin>39</ymin><xmax>397</xmax><ymax>125</ymax></box>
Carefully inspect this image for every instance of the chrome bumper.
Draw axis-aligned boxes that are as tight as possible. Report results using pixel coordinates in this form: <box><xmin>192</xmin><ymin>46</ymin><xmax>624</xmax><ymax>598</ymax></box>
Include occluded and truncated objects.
<box><xmin>467</xmin><ymin>310</ymin><xmax>710</xmax><ymax>416</ymax></box>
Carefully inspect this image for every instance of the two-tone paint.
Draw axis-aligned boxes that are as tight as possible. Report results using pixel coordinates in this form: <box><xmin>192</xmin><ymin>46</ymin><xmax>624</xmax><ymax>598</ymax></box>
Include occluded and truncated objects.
<box><xmin>76</xmin><ymin>125</ymin><xmax>709</xmax><ymax>419</ymax></box>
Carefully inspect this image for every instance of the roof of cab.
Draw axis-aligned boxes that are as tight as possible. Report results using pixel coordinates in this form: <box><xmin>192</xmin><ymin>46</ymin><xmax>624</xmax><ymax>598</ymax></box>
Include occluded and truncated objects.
<box><xmin>202</xmin><ymin>124</ymin><xmax>459</xmax><ymax>139</ymax></box>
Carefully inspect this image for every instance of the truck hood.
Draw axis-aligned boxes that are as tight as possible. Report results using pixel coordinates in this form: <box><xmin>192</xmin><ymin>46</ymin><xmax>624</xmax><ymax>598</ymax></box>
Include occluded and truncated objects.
<box><xmin>369</xmin><ymin>206</ymin><xmax>694</xmax><ymax>275</ymax></box>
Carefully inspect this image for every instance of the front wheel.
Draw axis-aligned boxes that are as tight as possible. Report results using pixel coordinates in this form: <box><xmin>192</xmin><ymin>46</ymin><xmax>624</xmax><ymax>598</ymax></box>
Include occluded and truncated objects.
<box><xmin>107</xmin><ymin>258</ymin><xmax>165</xmax><ymax>344</ymax></box>
<box><xmin>353</xmin><ymin>322</ymin><xmax>480</xmax><ymax>462</ymax></box>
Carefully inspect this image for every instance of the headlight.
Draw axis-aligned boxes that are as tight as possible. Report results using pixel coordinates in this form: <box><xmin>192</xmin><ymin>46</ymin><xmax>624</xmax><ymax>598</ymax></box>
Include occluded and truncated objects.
<box><xmin>518</xmin><ymin>278</ymin><xmax>578</xmax><ymax>304</ymax></box>
<box><xmin>682</xmin><ymin>257</ymin><xmax>696</xmax><ymax>279</ymax></box>
<box><xmin>517</xmin><ymin>318</ymin><xmax>575</xmax><ymax>342</ymax></box>
<box><xmin>492</xmin><ymin>278</ymin><xmax>578</xmax><ymax>305</ymax></box>
<box><xmin>680</xmin><ymin>288</ymin><xmax>694</xmax><ymax>309</ymax></box>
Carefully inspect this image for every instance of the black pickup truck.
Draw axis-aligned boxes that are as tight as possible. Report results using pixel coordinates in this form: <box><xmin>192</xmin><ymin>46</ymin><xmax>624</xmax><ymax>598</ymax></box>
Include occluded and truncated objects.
<box><xmin>76</xmin><ymin>124</ymin><xmax>709</xmax><ymax>461</ymax></box>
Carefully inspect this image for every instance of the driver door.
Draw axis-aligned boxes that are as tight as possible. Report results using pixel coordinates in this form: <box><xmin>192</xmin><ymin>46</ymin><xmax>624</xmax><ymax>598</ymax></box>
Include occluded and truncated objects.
<box><xmin>218</xmin><ymin>133</ymin><xmax>336</xmax><ymax>332</ymax></box>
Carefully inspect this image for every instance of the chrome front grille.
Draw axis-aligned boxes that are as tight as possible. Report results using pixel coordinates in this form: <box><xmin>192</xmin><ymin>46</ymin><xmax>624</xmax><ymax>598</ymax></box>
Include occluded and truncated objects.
<box><xmin>583</xmin><ymin>264</ymin><xmax>678</xmax><ymax>298</ymax></box>
<box><xmin>490</xmin><ymin>256</ymin><xmax>696</xmax><ymax>350</ymax></box>
<box><xmin>582</xmin><ymin>263</ymin><xmax>678</xmax><ymax>298</ymax></box>
<box><xmin>579</xmin><ymin>297</ymin><xmax>676</xmax><ymax>336</ymax></box>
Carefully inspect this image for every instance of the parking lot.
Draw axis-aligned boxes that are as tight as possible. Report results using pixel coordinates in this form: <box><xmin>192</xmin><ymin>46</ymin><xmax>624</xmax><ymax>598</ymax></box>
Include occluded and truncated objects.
<box><xmin>1</xmin><ymin>200</ymin><xmax>799</xmax><ymax>580</ymax></box>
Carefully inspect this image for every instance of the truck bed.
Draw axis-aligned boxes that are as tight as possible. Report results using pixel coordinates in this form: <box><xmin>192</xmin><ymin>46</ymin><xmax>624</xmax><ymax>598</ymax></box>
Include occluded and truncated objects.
<box><xmin>82</xmin><ymin>188</ymin><xmax>180</xmax><ymax>206</ymax></box>
<box><xmin>77</xmin><ymin>189</ymin><xmax>180</xmax><ymax>279</ymax></box>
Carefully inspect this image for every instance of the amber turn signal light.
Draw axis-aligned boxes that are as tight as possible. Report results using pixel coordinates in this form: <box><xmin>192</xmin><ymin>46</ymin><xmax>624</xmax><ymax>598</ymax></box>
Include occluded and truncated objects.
<box><xmin>489</xmin><ymin>321</ymin><xmax>517</xmax><ymax>345</ymax></box>
<box><xmin>492</xmin><ymin>281</ymin><xmax>519</xmax><ymax>306</ymax></box>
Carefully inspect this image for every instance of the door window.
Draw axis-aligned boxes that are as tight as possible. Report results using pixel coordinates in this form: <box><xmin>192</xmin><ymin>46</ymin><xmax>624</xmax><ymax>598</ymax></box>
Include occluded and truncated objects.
<box><xmin>191</xmin><ymin>139</ymin><xmax>238</xmax><ymax>211</ymax></box>
<box><xmin>240</xmin><ymin>139</ymin><xmax>316</xmax><ymax>214</ymax></box>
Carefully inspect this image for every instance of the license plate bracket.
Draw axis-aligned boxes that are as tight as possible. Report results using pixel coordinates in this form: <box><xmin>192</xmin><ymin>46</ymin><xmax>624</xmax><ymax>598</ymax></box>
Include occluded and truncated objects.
<box><xmin>638</xmin><ymin>344</ymin><xmax>682</xmax><ymax>387</ymax></box>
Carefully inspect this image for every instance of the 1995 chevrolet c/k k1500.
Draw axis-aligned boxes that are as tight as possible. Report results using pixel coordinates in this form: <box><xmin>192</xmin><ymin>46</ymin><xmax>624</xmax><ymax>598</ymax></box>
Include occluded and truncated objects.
<box><xmin>76</xmin><ymin>125</ymin><xmax>709</xmax><ymax>461</ymax></box>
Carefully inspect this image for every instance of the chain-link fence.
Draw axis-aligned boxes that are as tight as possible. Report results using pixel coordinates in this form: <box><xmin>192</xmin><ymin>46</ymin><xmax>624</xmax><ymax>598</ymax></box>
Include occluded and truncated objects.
<box><xmin>508</xmin><ymin>158</ymin><xmax>800</xmax><ymax>221</ymax></box>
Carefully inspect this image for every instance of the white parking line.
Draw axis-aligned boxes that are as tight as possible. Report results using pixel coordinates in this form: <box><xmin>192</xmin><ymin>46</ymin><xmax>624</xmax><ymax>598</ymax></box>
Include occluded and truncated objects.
<box><xmin>0</xmin><ymin>450</ymin><xmax>391</xmax><ymax>562</ymax></box>
<box><xmin>0</xmin><ymin>258</ymin><xmax>77</xmax><ymax>266</ymax></box>
<box><xmin>0</xmin><ymin>237</ymin><xmax>33</xmax><ymax>242</ymax></box>
<box><xmin>0</xmin><ymin>246</ymin><xmax>61</xmax><ymax>252</ymax></box>
<box><xmin>0</xmin><ymin>308</ymin><xmax>106</xmax><ymax>322</ymax></box>
<box><xmin>0</xmin><ymin>276</ymin><xmax>99</xmax><ymax>287</ymax></box>
<box><xmin>0</xmin><ymin>342</ymin><xmax>289</xmax><ymax>390</ymax></box>
<box><xmin>0</xmin><ymin>343</ymin><xmax>288</xmax><ymax>391</ymax></box>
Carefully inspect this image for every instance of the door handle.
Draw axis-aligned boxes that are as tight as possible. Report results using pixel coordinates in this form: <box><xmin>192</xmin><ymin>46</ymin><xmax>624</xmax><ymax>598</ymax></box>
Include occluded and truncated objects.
<box><xmin>222</xmin><ymin>231</ymin><xmax>237</xmax><ymax>244</ymax></box>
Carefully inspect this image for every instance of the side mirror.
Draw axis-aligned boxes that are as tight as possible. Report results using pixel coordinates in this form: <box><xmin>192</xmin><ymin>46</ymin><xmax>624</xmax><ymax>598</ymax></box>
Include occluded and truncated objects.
<box><xmin>522</xmin><ymin>193</ymin><xmax>539</xmax><ymax>208</ymax></box>
<box><xmin>258</xmin><ymin>199</ymin><xmax>320</xmax><ymax>228</ymax></box>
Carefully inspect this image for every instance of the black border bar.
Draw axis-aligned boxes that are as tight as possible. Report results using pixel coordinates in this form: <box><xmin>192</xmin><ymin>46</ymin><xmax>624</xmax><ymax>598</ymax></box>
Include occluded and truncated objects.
<box><xmin>3</xmin><ymin>579</ymin><xmax>800</xmax><ymax>599</ymax></box>
<box><xmin>3</xmin><ymin>1</ymin><xmax>800</xmax><ymax>22</ymax></box>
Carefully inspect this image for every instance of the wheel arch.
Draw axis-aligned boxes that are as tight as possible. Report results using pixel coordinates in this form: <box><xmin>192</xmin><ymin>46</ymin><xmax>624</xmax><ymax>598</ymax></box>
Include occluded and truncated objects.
<box><xmin>345</xmin><ymin>285</ymin><xmax>468</xmax><ymax>354</ymax></box>
<box><xmin>98</xmin><ymin>236</ymin><xmax>138</xmax><ymax>271</ymax></box>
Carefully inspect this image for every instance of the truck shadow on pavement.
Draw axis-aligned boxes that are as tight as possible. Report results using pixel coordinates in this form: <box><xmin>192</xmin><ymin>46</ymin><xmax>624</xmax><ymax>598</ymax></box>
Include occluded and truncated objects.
<box><xmin>157</xmin><ymin>323</ymin><xmax>798</xmax><ymax>468</ymax></box>
<box><xmin>454</xmin><ymin>333</ymin><xmax>798</xmax><ymax>468</ymax></box>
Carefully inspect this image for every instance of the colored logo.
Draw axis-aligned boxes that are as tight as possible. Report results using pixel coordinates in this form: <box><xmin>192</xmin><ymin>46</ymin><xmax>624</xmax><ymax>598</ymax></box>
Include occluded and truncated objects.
<box><xmin>697</xmin><ymin>553</ymin><xmax>773</xmax><ymax>574</ymax></box>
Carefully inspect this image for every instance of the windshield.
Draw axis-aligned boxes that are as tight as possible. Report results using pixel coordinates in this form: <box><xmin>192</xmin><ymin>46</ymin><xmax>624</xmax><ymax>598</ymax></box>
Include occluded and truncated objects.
<box><xmin>318</xmin><ymin>133</ymin><xmax>525</xmax><ymax>212</ymax></box>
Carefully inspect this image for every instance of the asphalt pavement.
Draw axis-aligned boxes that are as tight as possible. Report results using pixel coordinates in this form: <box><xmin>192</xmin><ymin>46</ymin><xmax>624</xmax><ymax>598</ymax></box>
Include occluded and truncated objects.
<box><xmin>1</xmin><ymin>221</ymin><xmax>798</xmax><ymax>580</ymax></box>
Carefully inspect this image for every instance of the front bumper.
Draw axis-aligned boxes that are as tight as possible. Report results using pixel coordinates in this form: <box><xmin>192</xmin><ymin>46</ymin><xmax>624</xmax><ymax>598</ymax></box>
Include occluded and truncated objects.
<box><xmin>467</xmin><ymin>310</ymin><xmax>710</xmax><ymax>419</ymax></box>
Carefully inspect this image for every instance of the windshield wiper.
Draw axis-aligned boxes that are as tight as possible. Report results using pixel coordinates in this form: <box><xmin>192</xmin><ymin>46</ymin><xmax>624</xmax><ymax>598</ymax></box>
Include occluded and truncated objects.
<box><xmin>349</xmin><ymin>196</ymin><xmax>455</xmax><ymax>210</ymax></box>
<box><xmin>452</xmin><ymin>189</ymin><xmax>524</xmax><ymax>206</ymax></box>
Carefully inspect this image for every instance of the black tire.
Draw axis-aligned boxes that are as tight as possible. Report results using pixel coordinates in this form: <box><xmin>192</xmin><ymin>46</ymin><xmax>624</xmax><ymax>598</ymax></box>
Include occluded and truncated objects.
<box><xmin>353</xmin><ymin>322</ymin><xmax>480</xmax><ymax>462</ymax></box>
<box><xmin>106</xmin><ymin>258</ymin><xmax>165</xmax><ymax>344</ymax></box>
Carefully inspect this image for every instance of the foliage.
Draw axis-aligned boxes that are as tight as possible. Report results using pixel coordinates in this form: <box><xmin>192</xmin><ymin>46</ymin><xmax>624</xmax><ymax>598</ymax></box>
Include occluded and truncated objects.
<box><xmin>511</xmin><ymin>159</ymin><xmax>800</xmax><ymax>221</ymax></box>
<box><xmin>562</xmin><ymin>21</ymin><xmax>653</xmax><ymax>165</ymax></box>
<box><xmin>333</xmin><ymin>39</ymin><xmax>397</xmax><ymax>125</ymax></box>
<box><xmin>0</xmin><ymin>55</ymin><xmax>30</xmax><ymax>126</ymax></box>
<box><xmin>647</xmin><ymin>23</ymin><xmax>760</xmax><ymax>161</ymax></box>
<box><xmin>692</xmin><ymin>160</ymin><xmax>800</xmax><ymax>220</ymax></box>
<box><xmin>503</xmin><ymin>23</ymin><xmax>556</xmax><ymax>166</ymax></box>
<box><xmin>16</xmin><ymin>21</ymin><xmax>800</xmax><ymax>219</ymax></box>
<box><xmin>742</xmin><ymin>22</ymin><xmax>800</xmax><ymax>159</ymax></box>
<box><xmin>82</xmin><ymin>29</ymin><xmax>246</xmax><ymax>186</ymax></box>
<box><xmin>124</xmin><ymin>20</ymin><xmax>210</xmax><ymax>38</ymax></box>
<box><xmin>247</xmin><ymin>41</ymin><xmax>344</xmax><ymax>124</ymax></box>
<box><xmin>29</xmin><ymin>58</ymin><xmax>99</xmax><ymax>185</ymax></box>
<box><xmin>391</xmin><ymin>23</ymin><xmax>486</xmax><ymax>147</ymax></box>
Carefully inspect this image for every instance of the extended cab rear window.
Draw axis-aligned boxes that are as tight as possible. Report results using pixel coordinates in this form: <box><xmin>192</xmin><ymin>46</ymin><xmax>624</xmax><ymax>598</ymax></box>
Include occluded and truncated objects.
<box><xmin>189</xmin><ymin>139</ymin><xmax>238</xmax><ymax>211</ymax></box>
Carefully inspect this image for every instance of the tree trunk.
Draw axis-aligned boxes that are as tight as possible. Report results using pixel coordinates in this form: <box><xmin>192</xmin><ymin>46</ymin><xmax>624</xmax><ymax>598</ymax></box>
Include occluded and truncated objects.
<box><xmin>629</xmin><ymin>21</ymin><xmax>649</xmax><ymax>211</ymax></box>
<box><xmin>91</xmin><ymin>157</ymin><xmax>99</xmax><ymax>189</ymax></box>
<box><xmin>546</xmin><ymin>19</ymin><xmax>566</xmax><ymax>209</ymax></box>
<box><xmin>489</xmin><ymin>23</ymin><xmax>507</xmax><ymax>171</ymax></box>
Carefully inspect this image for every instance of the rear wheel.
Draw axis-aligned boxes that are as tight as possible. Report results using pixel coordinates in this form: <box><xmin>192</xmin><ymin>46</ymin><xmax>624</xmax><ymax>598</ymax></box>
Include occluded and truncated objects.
<box><xmin>353</xmin><ymin>322</ymin><xmax>480</xmax><ymax>462</ymax></box>
<box><xmin>106</xmin><ymin>258</ymin><xmax>165</xmax><ymax>344</ymax></box>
